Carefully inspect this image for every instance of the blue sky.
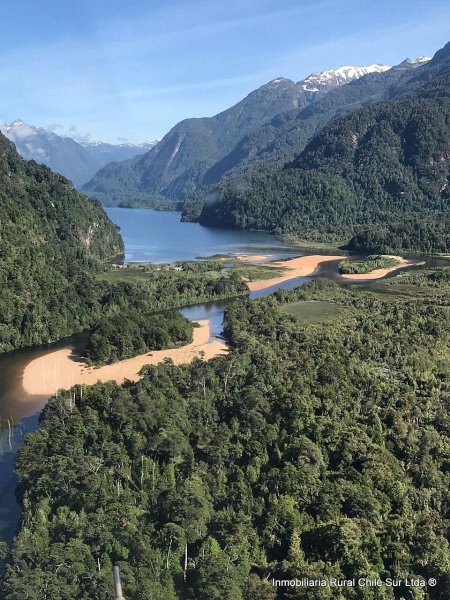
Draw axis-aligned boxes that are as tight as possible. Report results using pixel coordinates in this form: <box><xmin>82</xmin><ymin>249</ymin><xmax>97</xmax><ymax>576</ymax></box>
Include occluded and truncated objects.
<box><xmin>1</xmin><ymin>0</ymin><xmax>449</xmax><ymax>143</ymax></box>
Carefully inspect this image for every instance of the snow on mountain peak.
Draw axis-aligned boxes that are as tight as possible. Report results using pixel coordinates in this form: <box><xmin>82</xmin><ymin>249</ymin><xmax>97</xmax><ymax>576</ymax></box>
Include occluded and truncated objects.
<box><xmin>299</xmin><ymin>64</ymin><xmax>391</xmax><ymax>92</ymax></box>
<box><xmin>404</xmin><ymin>56</ymin><xmax>431</xmax><ymax>65</ymax></box>
<box><xmin>0</xmin><ymin>119</ymin><xmax>38</xmax><ymax>141</ymax></box>
<box><xmin>264</xmin><ymin>77</ymin><xmax>295</xmax><ymax>89</ymax></box>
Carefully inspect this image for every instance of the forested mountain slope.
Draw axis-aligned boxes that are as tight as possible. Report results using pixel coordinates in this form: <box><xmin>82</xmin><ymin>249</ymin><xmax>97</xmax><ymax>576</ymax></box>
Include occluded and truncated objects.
<box><xmin>196</xmin><ymin>45</ymin><xmax>449</xmax><ymax>188</ymax></box>
<box><xmin>3</xmin><ymin>277</ymin><xmax>449</xmax><ymax>598</ymax></box>
<box><xmin>0</xmin><ymin>133</ymin><xmax>123</xmax><ymax>352</ymax></box>
<box><xmin>201</xmin><ymin>57</ymin><xmax>432</xmax><ymax>185</ymax></box>
<box><xmin>84</xmin><ymin>44</ymin><xmax>450</xmax><ymax>209</ymax></box>
<box><xmin>200</xmin><ymin>65</ymin><xmax>450</xmax><ymax>253</ymax></box>
<box><xmin>83</xmin><ymin>77</ymin><xmax>311</xmax><ymax>201</ymax></box>
<box><xmin>230</xmin><ymin>44</ymin><xmax>450</xmax><ymax>181</ymax></box>
<box><xmin>83</xmin><ymin>64</ymin><xmax>397</xmax><ymax>203</ymax></box>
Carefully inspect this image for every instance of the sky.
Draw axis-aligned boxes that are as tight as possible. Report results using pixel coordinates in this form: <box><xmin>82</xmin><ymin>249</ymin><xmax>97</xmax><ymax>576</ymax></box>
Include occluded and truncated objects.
<box><xmin>0</xmin><ymin>0</ymin><xmax>449</xmax><ymax>144</ymax></box>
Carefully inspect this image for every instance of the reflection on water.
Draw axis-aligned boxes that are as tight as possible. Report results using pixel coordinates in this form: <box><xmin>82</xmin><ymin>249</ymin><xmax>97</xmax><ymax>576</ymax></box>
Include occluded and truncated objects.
<box><xmin>105</xmin><ymin>208</ymin><xmax>301</xmax><ymax>264</ymax></box>
<box><xmin>0</xmin><ymin>414</ymin><xmax>39</xmax><ymax>546</ymax></box>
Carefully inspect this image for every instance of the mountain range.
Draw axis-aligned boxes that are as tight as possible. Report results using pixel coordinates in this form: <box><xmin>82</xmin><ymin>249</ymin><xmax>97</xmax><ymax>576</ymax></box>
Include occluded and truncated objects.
<box><xmin>8</xmin><ymin>42</ymin><xmax>449</xmax><ymax>254</ymax></box>
<box><xmin>199</xmin><ymin>42</ymin><xmax>450</xmax><ymax>253</ymax></box>
<box><xmin>0</xmin><ymin>119</ymin><xmax>157</xmax><ymax>187</ymax></box>
<box><xmin>82</xmin><ymin>57</ymin><xmax>430</xmax><ymax>204</ymax></box>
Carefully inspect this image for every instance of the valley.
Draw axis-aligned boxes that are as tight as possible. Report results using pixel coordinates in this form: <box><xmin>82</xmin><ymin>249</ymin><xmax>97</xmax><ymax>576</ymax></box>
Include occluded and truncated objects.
<box><xmin>0</xmin><ymin>11</ymin><xmax>449</xmax><ymax>597</ymax></box>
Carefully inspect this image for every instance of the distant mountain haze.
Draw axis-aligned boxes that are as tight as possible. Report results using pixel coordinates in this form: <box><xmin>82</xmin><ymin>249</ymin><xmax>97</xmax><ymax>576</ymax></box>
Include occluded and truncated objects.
<box><xmin>0</xmin><ymin>119</ymin><xmax>157</xmax><ymax>187</ymax></box>
<box><xmin>83</xmin><ymin>58</ymin><xmax>431</xmax><ymax>204</ymax></box>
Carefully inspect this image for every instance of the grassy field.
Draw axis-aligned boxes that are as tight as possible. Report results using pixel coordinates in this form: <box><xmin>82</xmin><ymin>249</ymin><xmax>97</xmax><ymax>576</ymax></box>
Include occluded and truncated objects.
<box><xmin>232</xmin><ymin>263</ymin><xmax>285</xmax><ymax>281</ymax></box>
<box><xmin>351</xmin><ymin>274</ymin><xmax>449</xmax><ymax>302</ymax></box>
<box><xmin>280</xmin><ymin>300</ymin><xmax>347</xmax><ymax>324</ymax></box>
<box><xmin>348</xmin><ymin>281</ymin><xmax>431</xmax><ymax>301</ymax></box>
<box><xmin>99</xmin><ymin>261</ymin><xmax>285</xmax><ymax>284</ymax></box>
<box><xmin>279</xmin><ymin>234</ymin><xmax>347</xmax><ymax>253</ymax></box>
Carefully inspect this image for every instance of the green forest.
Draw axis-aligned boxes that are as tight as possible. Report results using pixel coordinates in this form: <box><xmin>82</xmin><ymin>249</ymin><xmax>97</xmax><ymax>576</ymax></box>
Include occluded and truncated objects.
<box><xmin>2</xmin><ymin>270</ymin><xmax>449</xmax><ymax>599</ymax></box>
<box><xmin>0</xmin><ymin>133</ymin><xmax>123</xmax><ymax>353</ymax></box>
<box><xmin>199</xmin><ymin>71</ymin><xmax>450</xmax><ymax>254</ymax></box>
<box><xmin>338</xmin><ymin>256</ymin><xmax>400</xmax><ymax>275</ymax></box>
<box><xmin>85</xmin><ymin>43</ymin><xmax>450</xmax><ymax>207</ymax></box>
<box><xmin>0</xmin><ymin>131</ymin><xmax>256</xmax><ymax>356</ymax></box>
<box><xmin>86</xmin><ymin>310</ymin><xmax>194</xmax><ymax>365</ymax></box>
<box><xmin>2</xmin><ymin>31</ymin><xmax>450</xmax><ymax>600</ymax></box>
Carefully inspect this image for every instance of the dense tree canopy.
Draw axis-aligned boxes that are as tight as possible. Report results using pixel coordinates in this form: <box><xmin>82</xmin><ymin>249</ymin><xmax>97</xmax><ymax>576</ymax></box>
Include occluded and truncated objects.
<box><xmin>338</xmin><ymin>255</ymin><xmax>400</xmax><ymax>275</ymax></box>
<box><xmin>86</xmin><ymin>309</ymin><xmax>194</xmax><ymax>365</ymax></box>
<box><xmin>86</xmin><ymin>43</ymin><xmax>450</xmax><ymax>206</ymax></box>
<box><xmin>199</xmin><ymin>71</ymin><xmax>450</xmax><ymax>253</ymax></box>
<box><xmin>0</xmin><ymin>129</ymin><xmax>250</xmax><ymax>356</ymax></box>
<box><xmin>3</xmin><ymin>272</ymin><xmax>449</xmax><ymax>599</ymax></box>
<box><xmin>0</xmin><ymin>133</ymin><xmax>123</xmax><ymax>352</ymax></box>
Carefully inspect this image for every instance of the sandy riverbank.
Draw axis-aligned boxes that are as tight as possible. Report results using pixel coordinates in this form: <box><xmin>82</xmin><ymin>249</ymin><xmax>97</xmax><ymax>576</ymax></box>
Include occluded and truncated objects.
<box><xmin>247</xmin><ymin>254</ymin><xmax>344</xmax><ymax>291</ymax></box>
<box><xmin>339</xmin><ymin>256</ymin><xmax>416</xmax><ymax>281</ymax></box>
<box><xmin>236</xmin><ymin>253</ymin><xmax>272</xmax><ymax>262</ymax></box>
<box><xmin>22</xmin><ymin>320</ymin><xmax>227</xmax><ymax>397</ymax></box>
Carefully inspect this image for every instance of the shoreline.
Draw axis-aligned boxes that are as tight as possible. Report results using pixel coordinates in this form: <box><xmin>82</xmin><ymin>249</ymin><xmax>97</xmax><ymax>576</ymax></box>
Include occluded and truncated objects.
<box><xmin>247</xmin><ymin>254</ymin><xmax>344</xmax><ymax>291</ymax></box>
<box><xmin>236</xmin><ymin>253</ymin><xmax>272</xmax><ymax>263</ymax></box>
<box><xmin>18</xmin><ymin>254</ymin><xmax>420</xmax><ymax>398</ymax></box>
<box><xmin>339</xmin><ymin>256</ymin><xmax>417</xmax><ymax>281</ymax></box>
<box><xmin>22</xmin><ymin>320</ymin><xmax>227</xmax><ymax>397</ymax></box>
<box><xmin>245</xmin><ymin>254</ymin><xmax>418</xmax><ymax>291</ymax></box>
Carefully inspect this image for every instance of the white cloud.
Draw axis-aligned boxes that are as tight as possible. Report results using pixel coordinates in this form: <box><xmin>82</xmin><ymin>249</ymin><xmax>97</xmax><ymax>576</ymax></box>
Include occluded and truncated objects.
<box><xmin>68</xmin><ymin>125</ymin><xmax>91</xmax><ymax>142</ymax></box>
<box><xmin>45</xmin><ymin>123</ymin><xmax>63</xmax><ymax>132</ymax></box>
<box><xmin>3</xmin><ymin>121</ymin><xmax>36</xmax><ymax>141</ymax></box>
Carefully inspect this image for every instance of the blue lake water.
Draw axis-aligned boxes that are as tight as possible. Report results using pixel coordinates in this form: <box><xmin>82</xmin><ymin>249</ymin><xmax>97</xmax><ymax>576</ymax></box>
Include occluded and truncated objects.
<box><xmin>105</xmin><ymin>207</ymin><xmax>298</xmax><ymax>263</ymax></box>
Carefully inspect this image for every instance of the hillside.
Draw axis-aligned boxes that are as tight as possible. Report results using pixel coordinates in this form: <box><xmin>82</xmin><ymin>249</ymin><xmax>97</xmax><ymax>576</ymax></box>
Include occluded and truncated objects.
<box><xmin>204</xmin><ymin>57</ymin><xmax>431</xmax><ymax>185</ymax></box>
<box><xmin>83</xmin><ymin>64</ymin><xmax>394</xmax><ymax>203</ymax></box>
<box><xmin>3</xmin><ymin>277</ymin><xmax>450</xmax><ymax>598</ymax></box>
<box><xmin>0</xmin><ymin>120</ymin><xmax>156</xmax><ymax>187</ymax></box>
<box><xmin>199</xmin><ymin>57</ymin><xmax>450</xmax><ymax>253</ymax></box>
<box><xmin>0</xmin><ymin>133</ymin><xmax>124</xmax><ymax>352</ymax></box>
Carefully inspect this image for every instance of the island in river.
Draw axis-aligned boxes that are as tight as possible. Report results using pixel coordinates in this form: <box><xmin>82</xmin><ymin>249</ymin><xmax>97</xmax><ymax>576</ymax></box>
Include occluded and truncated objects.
<box><xmin>20</xmin><ymin>252</ymin><xmax>419</xmax><ymax>398</ymax></box>
<box><xmin>4</xmin><ymin>260</ymin><xmax>450</xmax><ymax>599</ymax></box>
<box><xmin>22</xmin><ymin>320</ymin><xmax>227</xmax><ymax>396</ymax></box>
<box><xmin>0</xmin><ymin>209</ymin><xmax>446</xmax><ymax>596</ymax></box>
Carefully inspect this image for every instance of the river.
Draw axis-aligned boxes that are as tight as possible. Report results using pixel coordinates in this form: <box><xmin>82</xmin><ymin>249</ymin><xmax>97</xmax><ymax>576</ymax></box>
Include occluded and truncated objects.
<box><xmin>0</xmin><ymin>209</ymin><xmax>306</xmax><ymax>547</ymax></box>
<box><xmin>0</xmin><ymin>209</ymin><xmax>447</xmax><ymax>547</ymax></box>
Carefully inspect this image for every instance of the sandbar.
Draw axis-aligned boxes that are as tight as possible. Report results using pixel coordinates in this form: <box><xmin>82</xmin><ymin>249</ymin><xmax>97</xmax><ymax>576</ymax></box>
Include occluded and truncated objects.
<box><xmin>247</xmin><ymin>254</ymin><xmax>343</xmax><ymax>291</ymax></box>
<box><xmin>236</xmin><ymin>253</ymin><xmax>272</xmax><ymax>263</ymax></box>
<box><xmin>22</xmin><ymin>320</ymin><xmax>227</xmax><ymax>397</ymax></box>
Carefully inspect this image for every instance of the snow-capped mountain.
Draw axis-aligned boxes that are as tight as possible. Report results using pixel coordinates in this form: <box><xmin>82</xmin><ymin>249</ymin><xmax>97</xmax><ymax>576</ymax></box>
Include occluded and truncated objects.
<box><xmin>84</xmin><ymin>53</ymin><xmax>437</xmax><ymax>204</ymax></box>
<box><xmin>0</xmin><ymin>119</ymin><xmax>157</xmax><ymax>187</ymax></box>
<box><xmin>403</xmin><ymin>56</ymin><xmax>431</xmax><ymax>65</ymax></box>
<box><xmin>299</xmin><ymin>64</ymin><xmax>391</xmax><ymax>92</ymax></box>
<box><xmin>79</xmin><ymin>139</ymin><xmax>158</xmax><ymax>150</ymax></box>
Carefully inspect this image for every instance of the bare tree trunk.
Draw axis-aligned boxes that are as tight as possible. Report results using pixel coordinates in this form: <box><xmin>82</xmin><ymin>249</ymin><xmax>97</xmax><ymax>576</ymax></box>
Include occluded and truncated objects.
<box><xmin>165</xmin><ymin>536</ymin><xmax>173</xmax><ymax>569</ymax></box>
<box><xmin>184</xmin><ymin>543</ymin><xmax>188</xmax><ymax>581</ymax></box>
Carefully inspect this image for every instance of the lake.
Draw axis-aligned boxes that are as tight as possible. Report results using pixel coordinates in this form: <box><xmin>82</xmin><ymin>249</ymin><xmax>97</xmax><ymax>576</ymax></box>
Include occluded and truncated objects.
<box><xmin>105</xmin><ymin>208</ymin><xmax>299</xmax><ymax>263</ymax></box>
